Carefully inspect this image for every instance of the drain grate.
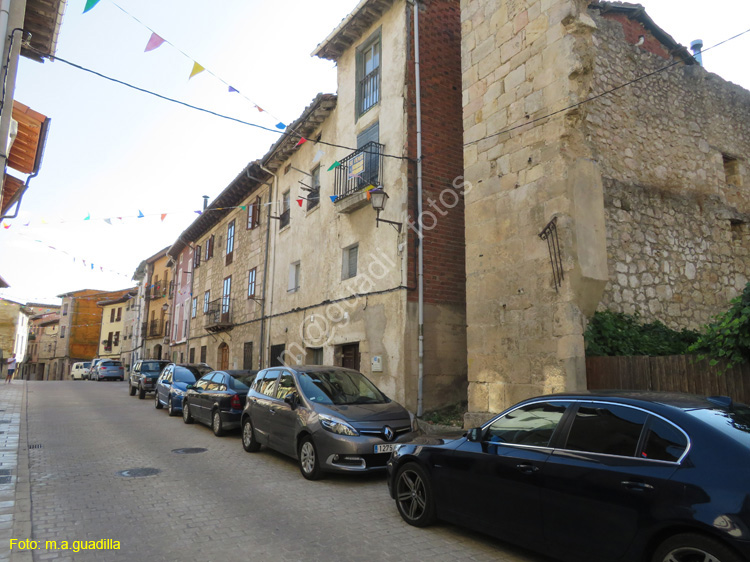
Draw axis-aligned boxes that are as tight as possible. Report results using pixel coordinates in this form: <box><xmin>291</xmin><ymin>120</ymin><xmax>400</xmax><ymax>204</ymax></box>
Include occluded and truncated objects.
<box><xmin>0</xmin><ymin>421</ymin><xmax>10</xmax><ymax>424</ymax></box>
<box><xmin>29</xmin><ymin>444</ymin><xmax>42</xmax><ymax>449</ymax></box>
<box><xmin>0</xmin><ymin>470</ymin><xmax>11</xmax><ymax>476</ymax></box>
<box><xmin>171</xmin><ymin>448</ymin><xmax>207</xmax><ymax>455</ymax></box>
<box><xmin>116</xmin><ymin>468</ymin><xmax>161</xmax><ymax>478</ymax></box>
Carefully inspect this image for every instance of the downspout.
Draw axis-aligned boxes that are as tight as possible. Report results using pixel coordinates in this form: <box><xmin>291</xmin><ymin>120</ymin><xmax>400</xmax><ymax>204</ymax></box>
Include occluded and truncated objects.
<box><xmin>413</xmin><ymin>0</ymin><xmax>425</xmax><ymax>417</ymax></box>
<box><xmin>259</xmin><ymin>163</ymin><xmax>277</xmax><ymax>369</ymax></box>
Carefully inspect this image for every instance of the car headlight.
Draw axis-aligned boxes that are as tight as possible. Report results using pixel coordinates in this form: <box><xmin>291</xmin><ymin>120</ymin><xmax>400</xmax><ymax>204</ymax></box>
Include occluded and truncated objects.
<box><xmin>409</xmin><ymin>411</ymin><xmax>420</xmax><ymax>432</ymax></box>
<box><xmin>319</xmin><ymin>414</ymin><xmax>359</xmax><ymax>436</ymax></box>
<box><xmin>172</xmin><ymin>388</ymin><xmax>184</xmax><ymax>396</ymax></box>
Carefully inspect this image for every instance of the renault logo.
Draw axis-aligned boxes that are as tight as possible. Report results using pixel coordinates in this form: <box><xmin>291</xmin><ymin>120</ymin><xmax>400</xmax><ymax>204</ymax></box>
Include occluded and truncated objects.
<box><xmin>383</xmin><ymin>426</ymin><xmax>395</xmax><ymax>441</ymax></box>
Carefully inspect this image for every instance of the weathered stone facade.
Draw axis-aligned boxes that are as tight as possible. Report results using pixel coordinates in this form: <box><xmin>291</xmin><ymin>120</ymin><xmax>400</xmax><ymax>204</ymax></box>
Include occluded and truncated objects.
<box><xmin>462</xmin><ymin>0</ymin><xmax>749</xmax><ymax>423</ymax></box>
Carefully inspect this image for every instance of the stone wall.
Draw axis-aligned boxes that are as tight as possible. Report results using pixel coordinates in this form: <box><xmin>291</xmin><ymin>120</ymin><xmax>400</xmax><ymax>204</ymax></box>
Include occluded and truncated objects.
<box><xmin>585</xmin><ymin>9</ymin><xmax>750</xmax><ymax>329</ymax></box>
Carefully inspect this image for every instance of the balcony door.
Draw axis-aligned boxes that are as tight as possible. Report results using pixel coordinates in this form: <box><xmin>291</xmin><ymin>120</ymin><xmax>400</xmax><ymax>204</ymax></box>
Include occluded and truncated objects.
<box><xmin>357</xmin><ymin>122</ymin><xmax>380</xmax><ymax>187</ymax></box>
<box><xmin>222</xmin><ymin>276</ymin><xmax>231</xmax><ymax>324</ymax></box>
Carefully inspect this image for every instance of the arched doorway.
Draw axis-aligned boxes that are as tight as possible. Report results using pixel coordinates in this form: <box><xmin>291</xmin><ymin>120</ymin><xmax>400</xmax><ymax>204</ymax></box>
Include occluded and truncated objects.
<box><xmin>154</xmin><ymin>344</ymin><xmax>162</xmax><ymax>360</ymax></box>
<box><xmin>218</xmin><ymin>343</ymin><xmax>229</xmax><ymax>370</ymax></box>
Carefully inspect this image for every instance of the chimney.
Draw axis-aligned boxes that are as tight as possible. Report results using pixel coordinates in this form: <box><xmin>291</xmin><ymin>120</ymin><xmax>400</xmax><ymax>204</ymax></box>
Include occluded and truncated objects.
<box><xmin>690</xmin><ymin>39</ymin><xmax>704</xmax><ymax>66</ymax></box>
<box><xmin>202</xmin><ymin>195</ymin><xmax>209</xmax><ymax>210</ymax></box>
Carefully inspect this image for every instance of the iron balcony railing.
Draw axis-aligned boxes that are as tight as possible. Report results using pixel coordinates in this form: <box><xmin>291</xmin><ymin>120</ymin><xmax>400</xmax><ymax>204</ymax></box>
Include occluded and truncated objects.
<box><xmin>358</xmin><ymin>67</ymin><xmax>380</xmax><ymax>115</ymax></box>
<box><xmin>334</xmin><ymin>141</ymin><xmax>385</xmax><ymax>200</ymax></box>
<box><xmin>205</xmin><ymin>297</ymin><xmax>233</xmax><ymax>331</ymax></box>
<box><xmin>149</xmin><ymin>320</ymin><xmax>163</xmax><ymax>337</ymax></box>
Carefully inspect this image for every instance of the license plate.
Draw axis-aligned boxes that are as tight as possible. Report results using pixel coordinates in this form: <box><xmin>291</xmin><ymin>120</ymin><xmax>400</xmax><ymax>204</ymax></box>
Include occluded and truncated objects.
<box><xmin>374</xmin><ymin>444</ymin><xmax>396</xmax><ymax>454</ymax></box>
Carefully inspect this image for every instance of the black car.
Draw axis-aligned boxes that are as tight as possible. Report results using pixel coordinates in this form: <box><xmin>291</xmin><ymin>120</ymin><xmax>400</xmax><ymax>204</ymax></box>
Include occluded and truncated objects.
<box><xmin>388</xmin><ymin>392</ymin><xmax>750</xmax><ymax>562</ymax></box>
<box><xmin>182</xmin><ymin>370</ymin><xmax>257</xmax><ymax>436</ymax></box>
<box><xmin>154</xmin><ymin>363</ymin><xmax>213</xmax><ymax>416</ymax></box>
<box><xmin>129</xmin><ymin>359</ymin><xmax>171</xmax><ymax>399</ymax></box>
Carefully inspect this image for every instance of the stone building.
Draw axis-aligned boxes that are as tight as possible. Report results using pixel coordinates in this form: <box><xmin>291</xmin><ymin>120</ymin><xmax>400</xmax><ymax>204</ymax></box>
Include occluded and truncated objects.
<box><xmin>96</xmin><ymin>290</ymin><xmax>136</xmax><ymax>362</ymax></box>
<box><xmin>461</xmin><ymin>0</ymin><xmax>750</xmax><ymax>424</ymax></box>
<box><xmin>142</xmin><ymin>247</ymin><xmax>171</xmax><ymax>360</ymax></box>
<box><xmin>55</xmin><ymin>289</ymin><xmax>111</xmax><ymax>379</ymax></box>
<box><xmin>30</xmin><ymin>312</ymin><xmax>59</xmax><ymax>380</ymax></box>
<box><xmin>166</xmin><ymin>242</ymin><xmax>194</xmax><ymax>364</ymax></box>
<box><xmin>165</xmin><ymin>0</ymin><xmax>466</xmax><ymax>412</ymax></box>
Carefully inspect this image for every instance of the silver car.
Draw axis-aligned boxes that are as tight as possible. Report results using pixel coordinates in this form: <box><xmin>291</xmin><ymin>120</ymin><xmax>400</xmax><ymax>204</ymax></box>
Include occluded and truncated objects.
<box><xmin>241</xmin><ymin>366</ymin><xmax>419</xmax><ymax>480</ymax></box>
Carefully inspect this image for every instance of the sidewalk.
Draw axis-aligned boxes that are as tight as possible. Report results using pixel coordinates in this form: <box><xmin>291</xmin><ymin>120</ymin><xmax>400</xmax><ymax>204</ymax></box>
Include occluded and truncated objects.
<box><xmin>0</xmin><ymin>382</ymin><xmax>30</xmax><ymax>562</ymax></box>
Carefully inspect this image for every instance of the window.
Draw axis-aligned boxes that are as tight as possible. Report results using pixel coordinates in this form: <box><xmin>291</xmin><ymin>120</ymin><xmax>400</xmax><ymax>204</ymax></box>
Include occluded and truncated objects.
<box><xmin>565</xmin><ymin>403</ymin><xmax>648</xmax><ymax>457</ymax></box>
<box><xmin>356</xmin><ymin>31</ymin><xmax>381</xmax><ymax>117</ymax></box>
<box><xmin>288</xmin><ymin>261</ymin><xmax>300</xmax><ymax>293</ymax></box>
<box><xmin>248</xmin><ymin>195</ymin><xmax>262</xmax><ymax>229</ymax></box>
<box><xmin>203</xmin><ymin>291</ymin><xmax>210</xmax><ymax>313</ymax></box>
<box><xmin>723</xmin><ymin>154</ymin><xmax>742</xmax><ymax>187</ymax></box>
<box><xmin>222</xmin><ymin>276</ymin><xmax>231</xmax><ymax>316</ymax></box>
<box><xmin>280</xmin><ymin>191</ymin><xmax>290</xmax><ymax>228</ymax></box>
<box><xmin>62</xmin><ymin>304</ymin><xmax>68</xmax><ymax>316</ymax></box>
<box><xmin>641</xmin><ymin>417</ymin><xmax>688</xmax><ymax>462</ymax></box>
<box><xmin>191</xmin><ymin>297</ymin><xmax>197</xmax><ymax>318</ymax></box>
<box><xmin>200</xmin><ymin>345</ymin><xmax>207</xmax><ymax>364</ymax></box>
<box><xmin>248</xmin><ymin>268</ymin><xmax>257</xmax><ymax>298</ymax></box>
<box><xmin>60</xmin><ymin>325</ymin><xmax>66</xmax><ymax>339</ymax></box>
<box><xmin>357</xmin><ymin>122</ymin><xmax>381</xmax><ymax>186</ymax></box>
<box><xmin>276</xmin><ymin>372</ymin><xmax>296</xmax><ymax>400</ymax></box>
<box><xmin>308</xmin><ymin>347</ymin><xmax>323</xmax><ymax>365</ymax></box>
<box><xmin>194</xmin><ymin>245</ymin><xmax>201</xmax><ymax>268</ymax></box>
<box><xmin>485</xmin><ymin>402</ymin><xmax>568</xmax><ymax>448</ymax></box>
<box><xmin>114</xmin><ymin>332</ymin><xmax>120</xmax><ymax>346</ymax></box>
<box><xmin>308</xmin><ymin>166</ymin><xmax>320</xmax><ymax>211</ymax></box>
<box><xmin>342</xmin><ymin>244</ymin><xmax>358</xmax><ymax>279</ymax></box>
<box><xmin>243</xmin><ymin>342</ymin><xmax>253</xmax><ymax>370</ymax></box>
<box><xmin>256</xmin><ymin>370</ymin><xmax>280</xmax><ymax>397</ymax></box>
<box><xmin>226</xmin><ymin>220</ymin><xmax>235</xmax><ymax>265</ymax></box>
<box><xmin>205</xmin><ymin>235</ymin><xmax>215</xmax><ymax>261</ymax></box>
<box><xmin>116</xmin><ymin>307</ymin><xmax>122</xmax><ymax>322</ymax></box>
<box><xmin>189</xmin><ymin>347</ymin><xmax>195</xmax><ymax>363</ymax></box>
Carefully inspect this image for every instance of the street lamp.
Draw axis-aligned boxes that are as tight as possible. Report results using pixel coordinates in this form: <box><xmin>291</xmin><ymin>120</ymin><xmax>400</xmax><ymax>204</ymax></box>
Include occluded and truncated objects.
<box><xmin>369</xmin><ymin>187</ymin><xmax>402</xmax><ymax>232</ymax></box>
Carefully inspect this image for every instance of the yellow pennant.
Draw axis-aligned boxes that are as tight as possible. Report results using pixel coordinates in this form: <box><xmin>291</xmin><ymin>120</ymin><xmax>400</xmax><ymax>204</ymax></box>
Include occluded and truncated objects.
<box><xmin>189</xmin><ymin>62</ymin><xmax>205</xmax><ymax>79</ymax></box>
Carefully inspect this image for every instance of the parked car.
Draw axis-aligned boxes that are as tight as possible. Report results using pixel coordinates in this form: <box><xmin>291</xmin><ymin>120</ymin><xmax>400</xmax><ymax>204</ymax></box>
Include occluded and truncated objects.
<box><xmin>71</xmin><ymin>361</ymin><xmax>91</xmax><ymax>380</ymax></box>
<box><xmin>154</xmin><ymin>363</ymin><xmax>213</xmax><ymax>416</ymax></box>
<box><xmin>129</xmin><ymin>359</ymin><xmax>171</xmax><ymax>399</ymax></box>
<box><xmin>387</xmin><ymin>391</ymin><xmax>750</xmax><ymax>562</ymax></box>
<box><xmin>182</xmin><ymin>370</ymin><xmax>257</xmax><ymax>436</ymax></box>
<box><xmin>87</xmin><ymin>358</ymin><xmax>105</xmax><ymax>380</ymax></box>
<box><xmin>93</xmin><ymin>360</ymin><xmax>124</xmax><ymax>381</ymax></box>
<box><xmin>241</xmin><ymin>366</ymin><xmax>419</xmax><ymax>480</ymax></box>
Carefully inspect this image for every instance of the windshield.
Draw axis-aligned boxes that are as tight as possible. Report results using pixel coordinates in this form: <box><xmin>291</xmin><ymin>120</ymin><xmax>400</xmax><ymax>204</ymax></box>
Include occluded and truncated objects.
<box><xmin>687</xmin><ymin>403</ymin><xmax>750</xmax><ymax>448</ymax></box>
<box><xmin>142</xmin><ymin>361</ymin><xmax>168</xmax><ymax>373</ymax></box>
<box><xmin>297</xmin><ymin>369</ymin><xmax>388</xmax><ymax>406</ymax></box>
<box><xmin>229</xmin><ymin>375</ymin><xmax>255</xmax><ymax>391</ymax></box>
<box><xmin>173</xmin><ymin>367</ymin><xmax>199</xmax><ymax>384</ymax></box>
<box><xmin>83</xmin><ymin>362</ymin><xmax>91</xmax><ymax>368</ymax></box>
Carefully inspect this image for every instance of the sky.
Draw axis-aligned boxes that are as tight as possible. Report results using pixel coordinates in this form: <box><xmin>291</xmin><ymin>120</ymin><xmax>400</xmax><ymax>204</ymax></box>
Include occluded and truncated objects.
<box><xmin>0</xmin><ymin>0</ymin><xmax>748</xmax><ymax>306</ymax></box>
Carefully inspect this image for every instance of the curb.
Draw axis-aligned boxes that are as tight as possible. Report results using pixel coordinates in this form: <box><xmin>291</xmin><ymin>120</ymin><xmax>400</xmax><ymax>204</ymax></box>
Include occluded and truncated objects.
<box><xmin>11</xmin><ymin>382</ymin><xmax>32</xmax><ymax>562</ymax></box>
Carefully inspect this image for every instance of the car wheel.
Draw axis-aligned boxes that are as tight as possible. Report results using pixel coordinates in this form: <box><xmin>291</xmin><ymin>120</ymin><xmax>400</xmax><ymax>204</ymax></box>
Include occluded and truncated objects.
<box><xmin>395</xmin><ymin>462</ymin><xmax>436</xmax><ymax>527</ymax></box>
<box><xmin>652</xmin><ymin>533</ymin><xmax>743</xmax><ymax>562</ymax></box>
<box><xmin>212</xmin><ymin>411</ymin><xmax>224</xmax><ymax>437</ymax></box>
<box><xmin>138</xmin><ymin>385</ymin><xmax>146</xmax><ymax>400</ymax></box>
<box><xmin>154</xmin><ymin>392</ymin><xmax>163</xmax><ymax>409</ymax></box>
<box><xmin>129</xmin><ymin>383</ymin><xmax>136</xmax><ymax>396</ymax></box>
<box><xmin>242</xmin><ymin>418</ymin><xmax>260</xmax><ymax>452</ymax></box>
<box><xmin>182</xmin><ymin>400</ymin><xmax>194</xmax><ymax>424</ymax></box>
<box><xmin>298</xmin><ymin>436</ymin><xmax>322</xmax><ymax>481</ymax></box>
<box><xmin>167</xmin><ymin>396</ymin><xmax>177</xmax><ymax>417</ymax></box>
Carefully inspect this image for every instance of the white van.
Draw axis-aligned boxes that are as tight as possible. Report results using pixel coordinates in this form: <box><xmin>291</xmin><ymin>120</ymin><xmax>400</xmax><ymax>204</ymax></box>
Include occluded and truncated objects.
<box><xmin>71</xmin><ymin>361</ymin><xmax>91</xmax><ymax>380</ymax></box>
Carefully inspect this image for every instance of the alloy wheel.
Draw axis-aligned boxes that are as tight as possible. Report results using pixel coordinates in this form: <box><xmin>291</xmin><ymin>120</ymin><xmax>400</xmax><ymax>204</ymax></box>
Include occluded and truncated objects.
<box><xmin>397</xmin><ymin>469</ymin><xmax>427</xmax><ymax>522</ymax></box>
<box><xmin>662</xmin><ymin>547</ymin><xmax>725</xmax><ymax>562</ymax></box>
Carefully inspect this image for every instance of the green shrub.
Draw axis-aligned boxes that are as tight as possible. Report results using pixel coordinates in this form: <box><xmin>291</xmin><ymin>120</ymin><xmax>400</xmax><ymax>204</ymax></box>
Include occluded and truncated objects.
<box><xmin>585</xmin><ymin>310</ymin><xmax>699</xmax><ymax>357</ymax></box>
<box><xmin>689</xmin><ymin>283</ymin><xmax>750</xmax><ymax>370</ymax></box>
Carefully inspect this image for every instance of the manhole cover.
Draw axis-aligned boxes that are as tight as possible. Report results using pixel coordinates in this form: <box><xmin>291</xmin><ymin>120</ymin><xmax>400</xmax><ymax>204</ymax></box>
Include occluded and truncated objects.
<box><xmin>171</xmin><ymin>448</ymin><xmax>207</xmax><ymax>455</ymax></box>
<box><xmin>29</xmin><ymin>444</ymin><xmax>42</xmax><ymax>449</ymax></box>
<box><xmin>0</xmin><ymin>476</ymin><xmax>11</xmax><ymax>484</ymax></box>
<box><xmin>0</xmin><ymin>470</ymin><xmax>11</xmax><ymax>476</ymax></box>
<box><xmin>0</xmin><ymin>421</ymin><xmax>10</xmax><ymax>424</ymax></box>
<box><xmin>116</xmin><ymin>468</ymin><xmax>161</xmax><ymax>478</ymax></box>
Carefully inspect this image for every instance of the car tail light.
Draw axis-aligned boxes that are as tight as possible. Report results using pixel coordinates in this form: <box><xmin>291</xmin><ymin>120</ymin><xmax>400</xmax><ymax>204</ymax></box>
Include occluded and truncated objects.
<box><xmin>230</xmin><ymin>395</ymin><xmax>242</xmax><ymax>410</ymax></box>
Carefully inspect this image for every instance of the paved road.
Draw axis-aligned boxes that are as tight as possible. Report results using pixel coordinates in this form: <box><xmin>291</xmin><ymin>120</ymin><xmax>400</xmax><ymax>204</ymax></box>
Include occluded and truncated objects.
<box><xmin>10</xmin><ymin>381</ymin><xmax>556</xmax><ymax>561</ymax></box>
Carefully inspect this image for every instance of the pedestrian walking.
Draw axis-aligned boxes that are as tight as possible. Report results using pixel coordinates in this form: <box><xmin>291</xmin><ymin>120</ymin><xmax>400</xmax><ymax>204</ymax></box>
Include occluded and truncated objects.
<box><xmin>5</xmin><ymin>354</ymin><xmax>17</xmax><ymax>383</ymax></box>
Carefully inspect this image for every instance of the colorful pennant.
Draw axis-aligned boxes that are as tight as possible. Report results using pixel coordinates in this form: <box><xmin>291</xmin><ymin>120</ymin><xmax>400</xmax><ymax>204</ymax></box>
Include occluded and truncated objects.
<box><xmin>327</xmin><ymin>161</ymin><xmax>341</xmax><ymax>171</ymax></box>
<box><xmin>144</xmin><ymin>33</ymin><xmax>166</xmax><ymax>52</ymax></box>
<box><xmin>189</xmin><ymin>62</ymin><xmax>205</xmax><ymax>79</ymax></box>
<box><xmin>83</xmin><ymin>0</ymin><xmax>101</xmax><ymax>13</ymax></box>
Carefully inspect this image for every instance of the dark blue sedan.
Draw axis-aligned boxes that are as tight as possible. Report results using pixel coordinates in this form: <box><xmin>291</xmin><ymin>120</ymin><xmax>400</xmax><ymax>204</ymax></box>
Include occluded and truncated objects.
<box><xmin>154</xmin><ymin>363</ymin><xmax>212</xmax><ymax>416</ymax></box>
<box><xmin>182</xmin><ymin>370</ymin><xmax>257</xmax><ymax>436</ymax></box>
<box><xmin>388</xmin><ymin>392</ymin><xmax>750</xmax><ymax>562</ymax></box>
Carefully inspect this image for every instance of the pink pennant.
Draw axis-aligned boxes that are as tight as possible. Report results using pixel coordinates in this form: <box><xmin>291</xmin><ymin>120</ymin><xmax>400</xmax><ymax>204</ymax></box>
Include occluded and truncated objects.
<box><xmin>145</xmin><ymin>33</ymin><xmax>166</xmax><ymax>52</ymax></box>
<box><xmin>256</xmin><ymin>106</ymin><xmax>264</xmax><ymax>112</ymax></box>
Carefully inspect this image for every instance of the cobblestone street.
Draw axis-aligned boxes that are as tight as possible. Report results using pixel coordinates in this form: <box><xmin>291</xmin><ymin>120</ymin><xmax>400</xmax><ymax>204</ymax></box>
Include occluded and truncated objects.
<box><xmin>2</xmin><ymin>381</ymin><xmax>554</xmax><ymax>562</ymax></box>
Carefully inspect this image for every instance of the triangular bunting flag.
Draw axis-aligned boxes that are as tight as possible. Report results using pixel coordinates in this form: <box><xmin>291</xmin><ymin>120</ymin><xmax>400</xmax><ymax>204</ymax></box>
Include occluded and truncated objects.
<box><xmin>296</xmin><ymin>198</ymin><xmax>304</xmax><ymax>207</ymax></box>
<box><xmin>161</xmin><ymin>214</ymin><xmax>167</xmax><ymax>222</ymax></box>
<box><xmin>83</xmin><ymin>0</ymin><xmax>101</xmax><ymax>13</ymax></box>
<box><xmin>228</xmin><ymin>86</ymin><xmax>239</xmax><ymax>93</ymax></box>
<box><xmin>195</xmin><ymin>210</ymin><xmax>202</xmax><ymax>215</ymax></box>
<box><xmin>256</xmin><ymin>106</ymin><xmax>264</xmax><ymax>112</ymax></box>
<box><xmin>295</xmin><ymin>137</ymin><xmax>307</xmax><ymax>147</ymax></box>
<box><xmin>104</xmin><ymin>219</ymin><xmax>112</xmax><ymax>225</ymax></box>
<box><xmin>312</xmin><ymin>149</ymin><xmax>324</xmax><ymax>164</ymax></box>
<box><xmin>329</xmin><ymin>196</ymin><xmax>337</xmax><ymax>202</ymax></box>
<box><xmin>84</xmin><ymin>213</ymin><xmax>91</xmax><ymax>220</ymax></box>
<box><xmin>138</xmin><ymin>210</ymin><xmax>145</xmax><ymax>218</ymax></box>
<box><xmin>276</xmin><ymin>122</ymin><xmax>286</xmax><ymax>130</ymax></box>
<box><xmin>3</xmin><ymin>223</ymin><xmax>10</xmax><ymax>229</ymax></box>
<box><xmin>327</xmin><ymin>161</ymin><xmax>341</xmax><ymax>171</ymax></box>
<box><xmin>145</xmin><ymin>33</ymin><xmax>166</xmax><ymax>52</ymax></box>
<box><xmin>189</xmin><ymin>62</ymin><xmax>205</xmax><ymax>79</ymax></box>
<box><xmin>240</xmin><ymin>206</ymin><xmax>246</xmax><ymax>211</ymax></box>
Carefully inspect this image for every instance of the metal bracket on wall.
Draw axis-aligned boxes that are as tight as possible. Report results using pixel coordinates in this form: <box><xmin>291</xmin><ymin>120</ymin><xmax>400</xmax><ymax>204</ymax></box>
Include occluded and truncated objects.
<box><xmin>539</xmin><ymin>217</ymin><xmax>564</xmax><ymax>292</ymax></box>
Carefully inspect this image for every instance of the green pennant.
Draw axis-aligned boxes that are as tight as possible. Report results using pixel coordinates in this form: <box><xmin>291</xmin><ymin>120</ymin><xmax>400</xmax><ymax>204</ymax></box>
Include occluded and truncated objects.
<box><xmin>327</xmin><ymin>161</ymin><xmax>342</xmax><ymax>171</ymax></box>
<box><xmin>240</xmin><ymin>206</ymin><xmax>247</xmax><ymax>211</ymax></box>
<box><xmin>83</xmin><ymin>0</ymin><xmax>101</xmax><ymax>13</ymax></box>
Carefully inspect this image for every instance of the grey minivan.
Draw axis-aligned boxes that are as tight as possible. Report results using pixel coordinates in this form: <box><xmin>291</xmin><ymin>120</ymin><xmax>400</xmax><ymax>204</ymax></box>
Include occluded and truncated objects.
<box><xmin>241</xmin><ymin>366</ymin><xmax>419</xmax><ymax>480</ymax></box>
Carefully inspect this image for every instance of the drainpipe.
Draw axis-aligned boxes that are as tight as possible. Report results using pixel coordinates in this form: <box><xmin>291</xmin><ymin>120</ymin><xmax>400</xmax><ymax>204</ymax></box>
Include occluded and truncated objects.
<box><xmin>413</xmin><ymin>0</ymin><xmax>425</xmax><ymax>417</ymax></box>
<box><xmin>259</xmin><ymin>163</ymin><xmax>277</xmax><ymax>369</ymax></box>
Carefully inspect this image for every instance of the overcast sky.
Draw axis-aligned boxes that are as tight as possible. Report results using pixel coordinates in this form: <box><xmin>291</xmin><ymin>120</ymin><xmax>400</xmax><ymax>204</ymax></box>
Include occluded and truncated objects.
<box><xmin>0</xmin><ymin>0</ymin><xmax>748</xmax><ymax>305</ymax></box>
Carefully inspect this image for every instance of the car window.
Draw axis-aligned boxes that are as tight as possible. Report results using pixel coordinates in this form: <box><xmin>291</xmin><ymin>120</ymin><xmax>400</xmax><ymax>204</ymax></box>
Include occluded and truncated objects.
<box><xmin>565</xmin><ymin>403</ymin><xmax>648</xmax><ymax>457</ymax></box>
<box><xmin>83</xmin><ymin>362</ymin><xmax>91</xmax><ymax>368</ymax></box>
<box><xmin>173</xmin><ymin>367</ymin><xmax>198</xmax><ymax>384</ymax></box>
<box><xmin>255</xmin><ymin>370</ymin><xmax>280</xmax><ymax>397</ymax></box>
<box><xmin>141</xmin><ymin>361</ymin><xmax>167</xmax><ymax>373</ymax></box>
<box><xmin>685</xmin><ymin>403</ymin><xmax>750</xmax><ymax>449</ymax></box>
<box><xmin>229</xmin><ymin>375</ymin><xmax>254</xmax><ymax>391</ymax></box>
<box><xmin>195</xmin><ymin>377</ymin><xmax>211</xmax><ymax>390</ymax></box>
<box><xmin>276</xmin><ymin>373</ymin><xmax>296</xmax><ymax>401</ymax></box>
<box><xmin>485</xmin><ymin>401</ymin><xmax>568</xmax><ymax>447</ymax></box>
<box><xmin>640</xmin><ymin>417</ymin><xmax>688</xmax><ymax>462</ymax></box>
<box><xmin>297</xmin><ymin>369</ymin><xmax>387</xmax><ymax>405</ymax></box>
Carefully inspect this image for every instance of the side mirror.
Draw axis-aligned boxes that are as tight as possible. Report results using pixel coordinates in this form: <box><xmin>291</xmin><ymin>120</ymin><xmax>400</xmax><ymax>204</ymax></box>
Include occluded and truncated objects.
<box><xmin>466</xmin><ymin>427</ymin><xmax>482</xmax><ymax>442</ymax></box>
<box><xmin>163</xmin><ymin>380</ymin><xmax>171</xmax><ymax>386</ymax></box>
<box><xmin>186</xmin><ymin>384</ymin><xmax>195</xmax><ymax>390</ymax></box>
<box><xmin>284</xmin><ymin>392</ymin><xmax>299</xmax><ymax>409</ymax></box>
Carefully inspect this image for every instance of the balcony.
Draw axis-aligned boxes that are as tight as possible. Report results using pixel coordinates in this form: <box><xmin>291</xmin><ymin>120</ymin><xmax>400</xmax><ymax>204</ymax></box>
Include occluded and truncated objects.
<box><xmin>149</xmin><ymin>320</ymin><xmax>163</xmax><ymax>337</ymax></box>
<box><xmin>333</xmin><ymin>141</ymin><xmax>384</xmax><ymax>213</ymax></box>
<box><xmin>205</xmin><ymin>297</ymin><xmax>233</xmax><ymax>333</ymax></box>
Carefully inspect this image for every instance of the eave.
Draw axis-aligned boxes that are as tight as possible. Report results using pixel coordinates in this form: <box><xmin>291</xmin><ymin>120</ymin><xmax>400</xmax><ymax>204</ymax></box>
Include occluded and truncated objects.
<box><xmin>22</xmin><ymin>0</ymin><xmax>67</xmax><ymax>63</ymax></box>
<box><xmin>312</xmin><ymin>0</ymin><xmax>395</xmax><ymax>61</ymax></box>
